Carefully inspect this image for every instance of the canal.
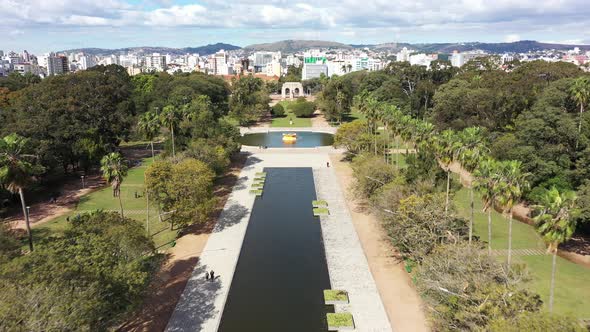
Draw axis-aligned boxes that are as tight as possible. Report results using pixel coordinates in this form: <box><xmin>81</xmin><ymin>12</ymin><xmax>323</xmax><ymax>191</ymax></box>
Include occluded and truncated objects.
<box><xmin>218</xmin><ymin>167</ymin><xmax>331</xmax><ymax>331</ymax></box>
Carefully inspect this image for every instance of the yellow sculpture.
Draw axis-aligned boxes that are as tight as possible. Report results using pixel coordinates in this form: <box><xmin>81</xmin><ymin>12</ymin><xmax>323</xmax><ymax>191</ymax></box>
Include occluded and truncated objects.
<box><xmin>282</xmin><ymin>133</ymin><xmax>297</xmax><ymax>143</ymax></box>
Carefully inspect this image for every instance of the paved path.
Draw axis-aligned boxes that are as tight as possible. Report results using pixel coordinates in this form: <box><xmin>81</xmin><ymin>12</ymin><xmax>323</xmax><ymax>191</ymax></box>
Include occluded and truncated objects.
<box><xmin>314</xmin><ymin>168</ymin><xmax>393</xmax><ymax>332</ymax></box>
<box><xmin>491</xmin><ymin>248</ymin><xmax>547</xmax><ymax>256</ymax></box>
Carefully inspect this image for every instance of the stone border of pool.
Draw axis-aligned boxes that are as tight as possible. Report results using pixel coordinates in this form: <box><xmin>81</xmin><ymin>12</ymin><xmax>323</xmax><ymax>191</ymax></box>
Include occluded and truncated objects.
<box><xmin>240</xmin><ymin>126</ymin><xmax>337</xmax><ymax>135</ymax></box>
<box><xmin>314</xmin><ymin>167</ymin><xmax>393</xmax><ymax>332</ymax></box>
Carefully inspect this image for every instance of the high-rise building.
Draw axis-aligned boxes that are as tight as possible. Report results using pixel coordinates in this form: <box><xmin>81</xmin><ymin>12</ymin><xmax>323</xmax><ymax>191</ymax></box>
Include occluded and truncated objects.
<box><xmin>145</xmin><ymin>53</ymin><xmax>167</xmax><ymax>71</ymax></box>
<box><xmin>396</xmin><ymin>47</ymin><xmax>411</xmax><ymax>62</ymax></box>
<box><xmin>47</xmin><ymin>53</ymin><xmax>69</xmax><ymax>76</ymax></box>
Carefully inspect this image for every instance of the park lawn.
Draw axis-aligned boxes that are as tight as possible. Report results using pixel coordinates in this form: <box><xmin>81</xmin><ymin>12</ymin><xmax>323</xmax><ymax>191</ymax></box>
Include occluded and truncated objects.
<box><xmin>517</xmin><ymin>254</ymin><xmax>590</xmax><ymax>318</ymax></box>
<box><xmin>389</xmin><ymin>153</ymin><xmax>408</xmax><ymax>169</ymax></box>
<box><xmin>271</xmin><ymin>101</ymin><xmax>311</xmax><ymax>127</ymax></box>
<box><xmin>453</xmin><ymin>184</ymin><xmax>590</xmax><ymax>317</ymax></box>
<box><xmin>32</xmin><ymin>157</ymin><xmax>177</xmax><ymax>250</ymax></box>
<box><xmin>453</xmin><ymin>187</ymin><xmax>545</xmax><ymax>250</ymax></box>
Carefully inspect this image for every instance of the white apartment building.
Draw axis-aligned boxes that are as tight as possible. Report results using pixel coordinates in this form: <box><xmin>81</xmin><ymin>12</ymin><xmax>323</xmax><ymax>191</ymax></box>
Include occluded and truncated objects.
<box><xmin>145</xmin><ymin>53</ymin><xmax>167</xmax><ymax>71</ymax></box>
<box><xmin>396</xmin><ymin>47</ymin><xmax>412</xmax><ymax>62</ymax></box>
<box><xmin>450</xmin><ymin>50</ymin><xmax>488</xmax><ymax>67</ymax></box>
<box><xmin>410</xmin><ymin>53</ymin><xmax>438</xmax><ymax>68</ymax></box>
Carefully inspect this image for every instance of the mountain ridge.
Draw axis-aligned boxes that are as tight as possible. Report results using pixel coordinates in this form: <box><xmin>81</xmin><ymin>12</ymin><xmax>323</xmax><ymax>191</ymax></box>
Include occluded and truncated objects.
<box><xmin>60</xmin><ymin>43</ymin><xmax>240</xmax><ymax>56</ymax></box>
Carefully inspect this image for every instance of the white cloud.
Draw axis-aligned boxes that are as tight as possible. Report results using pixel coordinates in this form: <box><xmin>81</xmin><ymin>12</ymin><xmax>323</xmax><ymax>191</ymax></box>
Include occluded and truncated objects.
<box><xmin>504</xmin><ymin>34</ymin><xmax>520</xmax><ymax>42</ymax></box>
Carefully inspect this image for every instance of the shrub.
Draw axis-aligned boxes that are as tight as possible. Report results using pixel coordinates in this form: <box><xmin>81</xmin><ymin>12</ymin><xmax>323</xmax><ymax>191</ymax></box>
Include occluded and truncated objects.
<box><xmin>381</xmin><ymin>193</ymin><xmax>468</xmax><ymax>262</ymax></box>
<box><xmin>351</xmin><ymin>153</ymin><xmax>400</xmax><ymax>199</ymax></box>
<box><xmin>271</xmin><ymin>103</ymin><xmax>285</xmax><ymax>117</ymax></box>
<box><xmin>415</xmin><ymin>242</ymin><xmax>541</xmax><ymax>331</ymax></box>
<box><xmin>291</xmin><ymin>100</ymin><xmax>316</xmax><ymax>117</ymax></box>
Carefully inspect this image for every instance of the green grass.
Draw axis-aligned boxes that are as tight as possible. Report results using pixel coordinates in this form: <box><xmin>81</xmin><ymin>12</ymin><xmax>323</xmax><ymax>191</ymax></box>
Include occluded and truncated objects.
<box><xmin>313</xmin><ymin>207</ymin><xmax>329</xmax><ymax>216</ymax></box>
<box><xmin>324</xmin><ymin>290</ymin><xmax>349</xmax><ymax>303</ymax></box>
<box><xmin>453</xmin><ymin>184</ymin><xmax>590</xmax><ymax>317</ymax></box>
<box><xmin>32</xmin><ymin>157</ymin><xmax>177</xmax><ymax>250</ymax></box>
<box><xmin>313</xmin><ymin>200</ymin><xmax>328</xmax><ymax>208</ymax></box>
<box><xmin>326</xmin><ymin>313</ymin><xmax>354</xmax><ymax>328</ymax></box>
<box><xmin>389</xmin><ymin>153</ymin><xmax>408</xmax><ymax>169</ymax></box>
<box><xmin>453</xmin><ymin>187</ymin><xmax>545</xmax><ymax>250</ymax></box>
<box><xmin>271</xmin><ymin>100</ymin><xmax>312</xmax><ymax>127</ymax></box>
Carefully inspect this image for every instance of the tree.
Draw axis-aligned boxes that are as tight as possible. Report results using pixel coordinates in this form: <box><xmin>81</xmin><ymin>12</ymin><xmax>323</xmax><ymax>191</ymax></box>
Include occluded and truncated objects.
<box><xmin>533</xmin><ymin>187</ymin><xmax>577</xmax><ymax>312</ymax></box>
<box><xmin>457</xmin><ymin>126</ymin><xmax>488</xmax><ymax>243</ymax></box>
<box><xmin>137</xmin><ymin>112</ymin><xmax>161</xmax><ymax>159</ymax></box>
<box><xmin>473</xmin><ymin>158</ymin><xmax>501</xmax><ymax>255</ymax></box>
<box><xmin>229</xmin><ymin>76</ymin><xmax>270</xmax><ymax>125</ymax></box>
<box><xmin>100</xmin><ymin>152</ymin><xmax>128</xmax><ymax>217</ymax></box>
<box><xmin>271</xmin><ymin>103</ymin><xmax>285</xmax><ymax>117</ymax></box>
<box><xmin>333</xmin><ymin>120</ymin><xmax>372</xmax><ymax>156</ymax></box>
<box><xmin>160</xmin><ymin>105</ymin><xmax>181</xmax><ymax>157</ymax></box>
<box><xmin>570</xmin><ymin>76</ymin><xmax>590</xmax><ymax>148</ymax></box>
<box><xmin>496</xmin><ymin>160</ymin><xmax>530</xmax><ymax>266</ymax></box>
<box><xmin>434</xmin><ymin>129</ymin><xmax>461</xmax><ymax>213</ymax></box>
<box><xmin>0</xmin><ymin>134</ymin><xmax>43</xmax><ymax>251</ymax></box>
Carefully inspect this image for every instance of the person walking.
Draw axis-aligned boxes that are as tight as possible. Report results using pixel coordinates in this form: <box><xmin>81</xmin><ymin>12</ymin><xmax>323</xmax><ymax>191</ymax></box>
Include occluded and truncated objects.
<box><xmin>210</xmin><ymin>270</ymin><xmax>215</xmax><ymax>281</ymax></box>
<box><xmin>205</xmin><ymin>271</ymin><xmax>210</xmax><ymax>280</ymax></box>
<box><xmin>326</xmin><ymin>162</ymin><xmax>330</xmax><ymax>167</ymax></box>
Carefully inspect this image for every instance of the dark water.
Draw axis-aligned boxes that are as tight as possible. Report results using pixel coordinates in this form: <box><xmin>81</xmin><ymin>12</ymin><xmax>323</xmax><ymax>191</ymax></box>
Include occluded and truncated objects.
<box><xmin>240</xmin><ymin>131</ymin><xmax>334</xmax><ymax>148</ymax></box>
<box><xmin>218</xmin><ymin>168</ymin><xmax>331</xmax><ymax>332</ymax></box>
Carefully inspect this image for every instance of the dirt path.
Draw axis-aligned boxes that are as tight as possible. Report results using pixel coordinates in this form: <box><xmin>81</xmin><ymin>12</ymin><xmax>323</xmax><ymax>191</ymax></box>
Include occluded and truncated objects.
<box><xmin>5</xmin><ymin>174</ymin><xmax>106</xmax><ymax>230</ymax></box>
<box><xmin>329</xmin><ymin>153</ymin><xmax>430</xmax><ymax>332</ymax></box>
<box><xmin>117</xmin><ymin>154</ymin><xmax>247</xmax><ymax>332</ymax></box>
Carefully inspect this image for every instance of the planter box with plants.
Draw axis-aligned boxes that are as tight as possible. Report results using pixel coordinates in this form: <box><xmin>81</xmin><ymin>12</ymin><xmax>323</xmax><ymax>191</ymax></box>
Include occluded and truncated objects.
<box><xmin>324</xmin><ymin>290</ymin><xmax>349</xmax><ymax>305</ymax></box>
<box><xmin>327</xmin><ymin>312</ymin><xmax>355</xmax><ymax>331</ymax></box>
<box><xmin>313</xmin><ymin>207</ymin><xmax>330</xmax><ymax>216</ymax></box>
<box><xmin>312</xmin><ymin>200</ymin><xmax>328</xmax><ymax>208</ymax></box>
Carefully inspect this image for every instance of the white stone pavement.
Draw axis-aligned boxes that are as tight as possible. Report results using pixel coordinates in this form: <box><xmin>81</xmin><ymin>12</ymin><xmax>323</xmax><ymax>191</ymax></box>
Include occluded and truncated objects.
<box><xmin>240</xmin><ymin>126</ymin><xmax>337</xmax><ymax>135</ymax></box>
<box><xmin>314</xmin><ymin>168</ymin><xmax>393</xmax><ymax>332</ymax></box>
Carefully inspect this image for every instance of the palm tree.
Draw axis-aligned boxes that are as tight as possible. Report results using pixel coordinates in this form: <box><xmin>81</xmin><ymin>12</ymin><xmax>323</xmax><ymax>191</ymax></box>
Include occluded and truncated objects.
<box><xmin>434</xmin><ymin>129</ymin><xmax>461</xmax><ymax>213</ymax></box>
<box><xmin>533</xmin><ymin>187</ymin><xmax>577</xmax><ymax>312</ymax></box>
<box><xmin>347</xmin><ymin>64</ymin><xmax>353</xmax><ymax>73</ymax></box>
<box><xmin>473</xmin><ymin>158</ymin><xmax>500</xmax><ymax>254</ymax></box>
<box><xmin>160</xmin><ymin>105</ymin><xmax>181</xmax><ymax>158</ymax></box>
<box><xmin>496</xmin><ymin>160</ymin><xmax>529</xmax><ymax>266</ymax></box>
<box><xmin>137</xmin><ymin>112</ymin><xmax>161</xmax><ymax>159</ymax></box>
<box><xmin>457</xmin><ymin>127</ymin><xmax>488</xmax><ymax>243</ymax></box>
<box><xmin>100</xmin><ymin>152</ymin><xmax>128</xmax><ymax>218</ymax></box>
<box><xmin>0</xmin><ymin>134</ymin><xmax>44</xmax><ymax>251</ymax></box>
<box><xmin>570</xmin><ymin>77</ymin><xmax>590</xmax><ymax>149</ymax></box>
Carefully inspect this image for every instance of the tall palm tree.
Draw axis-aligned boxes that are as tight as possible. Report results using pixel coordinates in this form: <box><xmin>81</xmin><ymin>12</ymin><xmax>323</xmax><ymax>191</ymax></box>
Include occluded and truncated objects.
<box><xmin>137</xmin><ymin>112</ymin><xmax>161</xmax><ymax>159</ymax></box>
<box><xmin>473</xmin><ymin>158</ymin><xmax>500</xmax><ymax>254</ymax></box>
<box><xmin>457</xmin><ymin>127</ymin><xmax>488</xmax><ymax>243</ymax></box>
<box><xmin>570</xmin><ymin>77</ymin><xmax>590</xmax><ymax>149</ymax></box>
<box><xmin>496</xmin><ymin>160</ymin><xmax>530</xmax><ymax>266</ymax></box>
<box><xmin>0</xmin><ymin>134</ymin><xmax>44</xmax><ymax>251</ymax></box>
<box><xmin>100</xmin><ymin>152</ymin><xmax>128</xmax><ymax>218</ymax></box>
<box><xmin>533</xmin><ymin>187</ymin><xmax>577</xmax><ymax>312</ymax></box>
<box><xmin>160</xmin><ymin>105</ymin><xmax>181</xmax><ymax>158</ymax></box>
<box><xmin>434</xmin><ymin>129</ymin><xmax>461</xmax><ymax>213</ymax></box>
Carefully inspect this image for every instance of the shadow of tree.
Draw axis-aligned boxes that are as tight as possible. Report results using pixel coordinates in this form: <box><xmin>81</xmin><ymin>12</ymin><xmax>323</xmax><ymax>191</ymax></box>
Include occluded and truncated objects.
<box><xmin>164</xmin><ymin>263</ymin><xmax>223</xmax><ymax>332</ymax></box>
<box><xmin>212</xmin><ymin>203</ymin><xmax>249</xmax><ymax>233</ymax></box>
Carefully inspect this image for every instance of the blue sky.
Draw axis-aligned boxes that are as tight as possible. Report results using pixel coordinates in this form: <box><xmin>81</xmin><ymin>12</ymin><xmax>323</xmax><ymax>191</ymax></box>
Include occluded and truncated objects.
<box><xmin>1</xmin><ymin>0</ymin><xmax>590</xmax><ymax>53</ymax></box>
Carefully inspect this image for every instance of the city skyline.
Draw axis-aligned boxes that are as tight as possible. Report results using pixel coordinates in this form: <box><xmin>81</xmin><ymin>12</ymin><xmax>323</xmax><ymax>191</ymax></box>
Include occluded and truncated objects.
<box><xmin>2</xmin><ymin>0</ymin><xmax>590</xmax><ymax>54</ymax></box>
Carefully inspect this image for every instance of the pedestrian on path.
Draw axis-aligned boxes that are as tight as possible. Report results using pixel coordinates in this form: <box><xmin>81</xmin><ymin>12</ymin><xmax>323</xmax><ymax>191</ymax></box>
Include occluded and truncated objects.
<box><xmin>210</xmin><ymin>270</ymin><xmax>215</xmax><ymax>281</ymax></box>
<box><xmin>326</xmin><ymin>162</ymin><xmax>330</xmax><ymax>167</ymax></box>
<box><xmin>205</xmin><ymin>272</ymin><xmax>210</xmax><ymax>280</ymax></box>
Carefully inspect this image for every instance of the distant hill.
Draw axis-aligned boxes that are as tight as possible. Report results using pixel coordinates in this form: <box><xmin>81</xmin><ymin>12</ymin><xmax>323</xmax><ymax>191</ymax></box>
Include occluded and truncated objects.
<box><xmin>357</xmin><ymin>40</ymin><xmax>590</xmax><ymax>53</ymax></box>
<box><xmin>61</xmin><ymin>43</ymin><xmax>240</xmax><ymax>56</ymax></box>
<box><xmin>244</xmin><ymin>40</ymin><xmax>352</xmax><ymax>52</ymax></box>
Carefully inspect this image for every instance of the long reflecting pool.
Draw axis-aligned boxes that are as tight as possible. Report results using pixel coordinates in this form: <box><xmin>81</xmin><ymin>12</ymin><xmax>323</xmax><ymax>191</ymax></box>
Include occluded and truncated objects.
<box><xmin>218</xmin><ymin>168</ymin><xmax>331</xmax><ymax>331</ymax></box>
<box><xmin>240</xmin><ymin>131</ymin><xmax>334</xmax><ymax>148</ymax></box>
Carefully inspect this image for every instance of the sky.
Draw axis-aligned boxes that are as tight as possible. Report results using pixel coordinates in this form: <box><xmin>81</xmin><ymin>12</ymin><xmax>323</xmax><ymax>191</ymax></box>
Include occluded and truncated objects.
<box><xmin>1</xmin><ymin>0</ymin><xmax>590</xmax><ymax>54</ymax></box>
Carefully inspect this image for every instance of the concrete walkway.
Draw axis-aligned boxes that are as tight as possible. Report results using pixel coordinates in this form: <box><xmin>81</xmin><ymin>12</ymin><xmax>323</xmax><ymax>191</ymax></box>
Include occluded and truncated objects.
<box><xmin>314</xmin><ymin>168</ymin><xmax>393</xmax><ymax>332</ymax></box>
